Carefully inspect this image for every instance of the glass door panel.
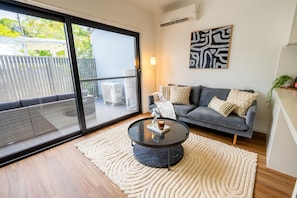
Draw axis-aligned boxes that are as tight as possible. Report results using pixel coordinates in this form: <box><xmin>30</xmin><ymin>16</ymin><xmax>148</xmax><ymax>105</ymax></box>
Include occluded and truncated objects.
<box><xmin>0</xmin><ymin>9</ymin><xmax>80</xmax><ymax>158</ymax></box>
<box><xmin>72</xmin><ymin>24</ymin><xmax>139</xmax><ymax>128</ymax></box>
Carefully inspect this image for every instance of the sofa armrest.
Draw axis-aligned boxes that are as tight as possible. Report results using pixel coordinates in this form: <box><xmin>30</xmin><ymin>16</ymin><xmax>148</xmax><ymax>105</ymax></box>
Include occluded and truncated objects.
<box><xmin>148</xmin><ymin>95</ymin><xmax>157</xmax><ymax>112</ymax></box>
<box><xmin>245</xmin><ymin>100</ymin><xmax>257</xmax><ymax>127</ymax></box>
<box><xmin>148</xmin><ymin>95</ymin><xmax>154</xmax><ymax>106</ymax></box>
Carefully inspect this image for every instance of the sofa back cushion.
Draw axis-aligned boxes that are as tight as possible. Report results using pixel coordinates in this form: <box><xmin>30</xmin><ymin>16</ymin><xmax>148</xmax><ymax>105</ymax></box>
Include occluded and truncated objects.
<box><xmin>199</xmin><ymin>87</ymin><xmax>230</xmax><ymax>106</ymax></box>
<box><xmin>189</xmin><ymin>85</ymin><xmax>202</xmax><ymax>105</ymax></box>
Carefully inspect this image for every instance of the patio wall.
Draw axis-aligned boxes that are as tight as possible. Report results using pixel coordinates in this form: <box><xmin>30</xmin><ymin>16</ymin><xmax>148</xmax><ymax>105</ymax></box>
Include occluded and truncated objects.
<box><xmin>0</xmin><ymin>55</ymin><xmax>97</xmax><ymax>102</ymax></box>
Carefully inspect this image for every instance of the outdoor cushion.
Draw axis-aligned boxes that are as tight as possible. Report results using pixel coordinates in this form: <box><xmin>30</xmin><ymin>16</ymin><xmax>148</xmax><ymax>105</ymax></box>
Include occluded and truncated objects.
<box><xmin>40</xmin><ymin>95</ymin><xmax>58</xmax><ymax>103</ymax></box>
<box><xmin>0</xmin><ymin>101</ymin><xmax>20</xmax><ymax>111</ymax></box>
<box><xmin>20</xmin><ymin>98</ymin><xmax>41</xmax><ymax>107</ymax></box>
<box><xmin>57</xmin><ymin>93</ymin><xmax>75</xmax><ymax>100</ymax></box>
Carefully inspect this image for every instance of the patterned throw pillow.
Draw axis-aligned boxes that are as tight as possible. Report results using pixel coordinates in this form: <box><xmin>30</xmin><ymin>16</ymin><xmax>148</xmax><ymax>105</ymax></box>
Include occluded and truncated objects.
<box><xmin>208</xmin><ymin>96</ymin><xmax>236</xmax><ymax>117</ymax></box>
<box><xmin>169</xmin><ymin>86</ymin><xmax>191</xmax><ymax>105</ymax></box>
<box><xmin>226</xmin><ymin>89</ymin><xmax>258</xmax><ymax>117</ymax></box>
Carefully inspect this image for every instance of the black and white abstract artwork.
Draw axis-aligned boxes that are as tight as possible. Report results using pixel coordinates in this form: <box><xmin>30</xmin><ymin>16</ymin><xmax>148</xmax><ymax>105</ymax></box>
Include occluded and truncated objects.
<box><xmin>189</xmin><ymin>25</ymin><xmax>233</xmax><ymax>69</ymax></box>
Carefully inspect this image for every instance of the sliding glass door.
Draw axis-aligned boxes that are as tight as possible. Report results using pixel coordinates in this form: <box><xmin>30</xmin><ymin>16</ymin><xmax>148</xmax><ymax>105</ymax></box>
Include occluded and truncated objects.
<box><xmin>0</xmin><ymin>8</ymin><xmax>81</xmax><ymax>161</ymax></box>
<box><xmin>0</xmin><ymin>1</ymin><xmax>141</xmax><ymax>166</ymax></box>
<box><xmin>71</xmin><ymin>24</ymin><xmax>140</xmax><ymax>129</ymax></box>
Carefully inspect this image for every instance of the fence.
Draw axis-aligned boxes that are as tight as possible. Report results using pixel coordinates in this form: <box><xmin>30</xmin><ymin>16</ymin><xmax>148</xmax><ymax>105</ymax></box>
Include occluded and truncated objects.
<box><xmin>0</xmin><ymin>55</ymin><xmax>97</xmax><ymax>102</ymax></box>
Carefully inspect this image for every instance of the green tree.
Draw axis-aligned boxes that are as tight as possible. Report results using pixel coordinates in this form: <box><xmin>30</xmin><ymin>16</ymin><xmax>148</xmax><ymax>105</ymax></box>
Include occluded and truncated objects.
<box><xmin>0</xmin><ymin>18</ymin><xmax>20</xmax><ymax>37</ymax></box>
<box><xmin>0</xmin><ymin>15</ymin><xmax>93</xmax><ymax>58</ymax></box>
<box><xmin>21</xmin><ymin>16</ymin><xmax>93</xmax><ymax>58</ymax></box>
<box><xmin>72</xmin><ymin>24</ymin><xmax>93</xmax><ymax>58</ymax></box>
<box><xmin>0</xmin><ymin>23</ymin><xmax>19</xmax><ymax>37</ymax></box>
<box><xmin>21</xmin><ymin>16</ymin><xmax>65</xmax><ymax>40</ymax></box>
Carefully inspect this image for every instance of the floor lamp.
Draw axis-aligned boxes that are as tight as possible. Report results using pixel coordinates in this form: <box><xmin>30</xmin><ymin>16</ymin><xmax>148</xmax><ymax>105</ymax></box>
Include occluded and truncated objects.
<box><xmin>150</xmin><ymin>56</ymin><xmax>156</xmax><ymax>91</ymax></box>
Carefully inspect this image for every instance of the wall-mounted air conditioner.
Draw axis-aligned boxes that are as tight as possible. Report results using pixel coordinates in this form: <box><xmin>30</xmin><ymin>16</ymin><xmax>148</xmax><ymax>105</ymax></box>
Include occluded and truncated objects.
<box><xmin>160</xmin><ymin>4</ymin><xmax>198</xmax><ymax>27</ymax></box>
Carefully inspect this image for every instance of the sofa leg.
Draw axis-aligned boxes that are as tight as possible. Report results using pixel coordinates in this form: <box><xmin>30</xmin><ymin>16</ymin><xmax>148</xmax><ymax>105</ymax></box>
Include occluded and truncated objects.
<box><xmin>233</xmin><ymin>134</ymin><xmax>238</xmax><ymax>144</ymax></box>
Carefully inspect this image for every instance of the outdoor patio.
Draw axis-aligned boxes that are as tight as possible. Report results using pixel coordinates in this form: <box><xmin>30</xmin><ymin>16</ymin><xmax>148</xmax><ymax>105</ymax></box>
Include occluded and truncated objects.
<box><xmin>0</xmin><ymin>98</ymin><xmax>138</xmax><ymax>158</ymax></box>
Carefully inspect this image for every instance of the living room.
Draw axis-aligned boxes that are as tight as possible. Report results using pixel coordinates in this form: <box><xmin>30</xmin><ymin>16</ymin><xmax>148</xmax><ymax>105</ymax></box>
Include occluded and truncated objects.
<box><xmin>20</xmin><ymin>0</ymin><xmax>294</xmax><ymax>135</ymax></box>
<box><xmin>0</xmin><ymin>0</ymin><xmax>297</xmax><ymax>197</ymax></box>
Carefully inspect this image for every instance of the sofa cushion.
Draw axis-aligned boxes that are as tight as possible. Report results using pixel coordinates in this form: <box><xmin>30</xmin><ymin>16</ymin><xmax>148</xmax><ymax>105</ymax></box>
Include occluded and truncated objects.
<box><xmin>199</xmin><ymin>87</ymin><xmax>230</xmax><ymax>106</ymax></box>
<box><xmin>226</xmin><ymin>89</ymin><xmax>258</xmax><ymax>117</ymax></box>
<box><xmin>174</xmin><ymin>104</ymin><xmax>197</xmax><ymax>117</ymax></box>
<box><xmin>187</xmin><ymin>106</ymin><xmax>248</xmax><ymax>131</ymax></box>
<box><xmin>20</xmin><ymin>98</ymin><xmax>41</xmax><ymax>107</ymax></box>
<box><xmin>170</xmin><ymin>86</ymin><xmax>191</xmax><ymax>105</ymax></box>
<box><xmin>0</xmin><ymin>101</ymin><xmax>20</xmax><ymax>111</ymax></box>
<box><xmin>208</xmin><ymin>96</ymin><xmax>236</xmax><ymax>117</ymax></box>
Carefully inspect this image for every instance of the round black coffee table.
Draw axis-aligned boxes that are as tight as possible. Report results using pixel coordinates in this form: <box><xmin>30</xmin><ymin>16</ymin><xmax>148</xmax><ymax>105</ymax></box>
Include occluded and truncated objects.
<box><xmin>128</xmin><ymin>118</ymin><xmax>189</xmax><ymax>170</ymax></box>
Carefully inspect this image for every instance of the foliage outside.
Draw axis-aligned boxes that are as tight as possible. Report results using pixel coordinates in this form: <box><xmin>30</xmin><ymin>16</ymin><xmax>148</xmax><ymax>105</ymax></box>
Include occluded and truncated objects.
<box><xmin>0</xmin><ymin>15</ymin><xmax>93</xmax><ymax>58</ymax></box>
<box><xmin>0</xmin><ymin>13</ymin><xmax>97</xmax><ymax>96</ymax></box>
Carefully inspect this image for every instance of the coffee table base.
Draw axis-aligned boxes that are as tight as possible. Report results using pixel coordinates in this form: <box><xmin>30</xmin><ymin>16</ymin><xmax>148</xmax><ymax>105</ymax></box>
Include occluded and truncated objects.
<box><xmin>133</xmin><ymin>144</ymin><xmax>184</xmax><ymax>170</ymax></box>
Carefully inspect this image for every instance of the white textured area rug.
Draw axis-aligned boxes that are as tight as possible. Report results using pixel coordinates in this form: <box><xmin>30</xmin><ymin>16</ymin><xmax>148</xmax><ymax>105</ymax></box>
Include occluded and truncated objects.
<box><xmin>75</xmin><ymin>123</ymin><xmax>257</xmax><ymax>198</ymax></box>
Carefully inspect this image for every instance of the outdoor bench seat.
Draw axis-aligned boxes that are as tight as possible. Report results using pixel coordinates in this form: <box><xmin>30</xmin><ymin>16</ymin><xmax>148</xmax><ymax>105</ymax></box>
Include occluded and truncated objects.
<box><xmin>0</xmin><ymin>92</ymin><xmax>95</xmax><ymax>147</ymax></box>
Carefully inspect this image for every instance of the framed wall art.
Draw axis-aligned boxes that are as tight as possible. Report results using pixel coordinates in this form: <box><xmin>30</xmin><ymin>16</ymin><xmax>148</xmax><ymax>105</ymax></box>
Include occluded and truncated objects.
<box><xmin>189</xmin><ymin>25</ymin><xmax>233</xmax><ymax>69</ymax></box>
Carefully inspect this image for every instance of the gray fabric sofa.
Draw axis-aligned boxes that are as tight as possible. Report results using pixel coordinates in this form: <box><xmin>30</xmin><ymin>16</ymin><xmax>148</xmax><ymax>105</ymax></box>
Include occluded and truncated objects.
<box><xmin>148</xmin><ymin>85</ymin><xmax>257</xmax><ymax>144</ymax></box>
<box><xmin>0</xmin><ymin>92</ymin><xmax>96</xmax><ymax>147</ymax></box>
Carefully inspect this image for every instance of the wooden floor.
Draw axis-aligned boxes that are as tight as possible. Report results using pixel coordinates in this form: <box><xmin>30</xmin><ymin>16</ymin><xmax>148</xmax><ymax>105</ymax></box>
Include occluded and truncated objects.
<box><xmin>0</xmin><ymin>114</ymin><xmax>296</xmax><ymax>198</ymax></box>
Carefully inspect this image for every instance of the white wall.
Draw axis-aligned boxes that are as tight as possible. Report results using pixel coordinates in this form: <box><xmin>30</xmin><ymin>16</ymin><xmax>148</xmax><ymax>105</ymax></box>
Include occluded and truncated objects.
<box><xmin>91</xmin><ymin>30</ymin><xmax>135</xmax><ymax>78</ymax></box>
<box><xmin>275</xmin><ymin>44</ymin><xmax>297</xmax><ymax>78</ymax></box>
<box><xmin>289</xmin><ymin>3</ymin><xmax>297</xmax><ymax>44</ymax></box>
<box><xmin>17</xmin><ymin>0</ymin><xmax>157</xmax><ymax>113</ymax></box>
<box><xmin>156</xmin><ymin>0</ymin><xmax>297</xmax><ymax>133</ymax></box>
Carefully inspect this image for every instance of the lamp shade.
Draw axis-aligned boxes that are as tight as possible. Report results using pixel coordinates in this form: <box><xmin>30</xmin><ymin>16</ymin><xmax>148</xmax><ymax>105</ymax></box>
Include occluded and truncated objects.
<box><xmin>150</xmin><ymin>56</ymin><xmax>156</xmax><ymax>65</ymax></box>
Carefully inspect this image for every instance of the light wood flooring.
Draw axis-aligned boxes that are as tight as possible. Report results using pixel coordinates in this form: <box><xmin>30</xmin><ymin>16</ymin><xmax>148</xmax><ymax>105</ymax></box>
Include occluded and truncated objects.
<box><xmin>0</xmin><ymin>114</ymin><xmax>296</xmax><ymax>198</ymax></box>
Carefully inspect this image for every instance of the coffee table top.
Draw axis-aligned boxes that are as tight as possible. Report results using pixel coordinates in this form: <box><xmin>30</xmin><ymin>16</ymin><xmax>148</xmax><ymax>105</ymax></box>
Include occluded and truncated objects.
<box><xmin>128</xmin><ymin>117</ymin><xmax>189</xmax><ymax>148</ymax></box>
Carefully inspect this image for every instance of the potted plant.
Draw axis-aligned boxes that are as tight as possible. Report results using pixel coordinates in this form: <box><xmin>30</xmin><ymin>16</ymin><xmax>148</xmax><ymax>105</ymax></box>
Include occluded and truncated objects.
<box><xmin>268</xmin><ymin>74</ymin><xmax>293</xmax><ymax>103</ymax></box>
